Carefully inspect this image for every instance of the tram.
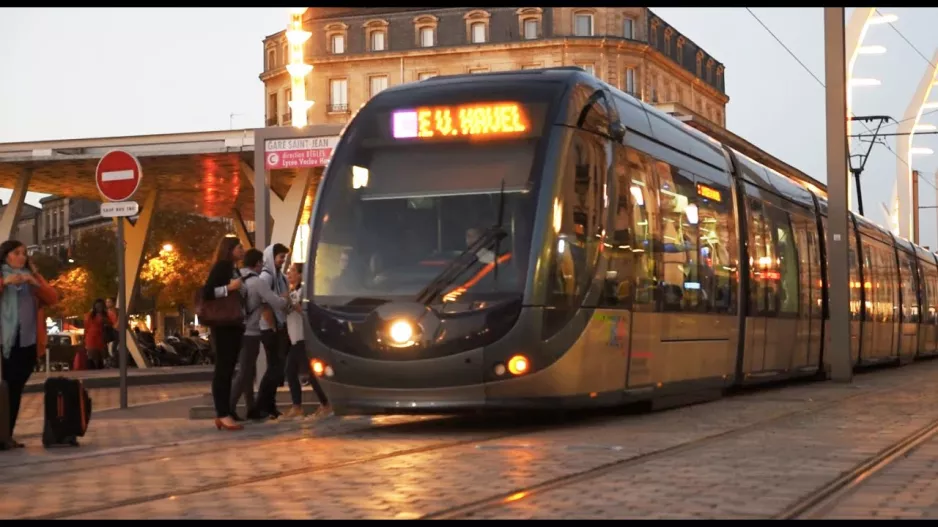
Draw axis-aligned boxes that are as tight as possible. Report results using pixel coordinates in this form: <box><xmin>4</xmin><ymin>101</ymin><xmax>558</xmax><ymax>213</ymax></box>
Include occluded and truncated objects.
<box><xmin>301</xmin><ymin>66</ymin><xmax>938</xmax><ymax>416</ymax></box>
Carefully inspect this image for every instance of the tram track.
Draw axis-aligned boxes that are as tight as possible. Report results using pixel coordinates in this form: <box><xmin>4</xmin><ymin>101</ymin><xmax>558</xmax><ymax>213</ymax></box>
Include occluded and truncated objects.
<box><xmin>774</xmin><ymin>415</ymin><xmax>938</xmax><ymax>519</ymax></box>
<box><xmin>25</xmin><ymin>415</ymin><xmax>594</xmax><ymax>520</ymax></box>
<box><xmin>21</xmin><ymin>370</ymin><xmax>920</xmax><ymax>520</ymax></box>
<box><xmin>0</xmin><ymin>412</ymin><xmax>478</xmax><ymax>483</ymax></box>
<box><xmin>419</xmin><ymin>378</ymin><xmax>938</xmax><ymax>520</ymax></box>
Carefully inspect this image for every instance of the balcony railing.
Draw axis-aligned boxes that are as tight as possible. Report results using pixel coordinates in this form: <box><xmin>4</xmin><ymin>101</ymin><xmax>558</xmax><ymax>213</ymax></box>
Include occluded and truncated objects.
<box><xmin>266</xmin><ymin>117</ymin><xmax>278</xmax><ymax>126</ymax></box>
<box><xmin>282</xmin><ymin>112</ymin><xmax>292</xmax><ymax>125</ymax></box>
<box><xmin>328</xmin><ymin>103</ymin><xmax>349</xmax><ymax>113</ymax></box>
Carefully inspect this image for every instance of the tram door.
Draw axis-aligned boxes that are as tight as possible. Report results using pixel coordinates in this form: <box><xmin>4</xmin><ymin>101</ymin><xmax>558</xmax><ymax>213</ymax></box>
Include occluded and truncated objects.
<box><xmin>744</xmin><ymin>198</ymin><xmax>773</xmax><ymax>374</ymax></box>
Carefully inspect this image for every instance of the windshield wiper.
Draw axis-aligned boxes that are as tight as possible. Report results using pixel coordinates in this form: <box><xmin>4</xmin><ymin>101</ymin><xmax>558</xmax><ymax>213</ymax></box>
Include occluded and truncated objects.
<box><xmin>415</xmin><ymin>225</ymin><xmax>507</xmax><ymax>305</ymax></box>
<box><xmin>416</xmin><ymin>179</ymin><xmax>508</xmax><ymax>305</ymax></box>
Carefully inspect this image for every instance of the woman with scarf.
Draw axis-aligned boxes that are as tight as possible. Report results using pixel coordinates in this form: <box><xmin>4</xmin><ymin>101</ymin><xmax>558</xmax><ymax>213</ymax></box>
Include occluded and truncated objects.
<box><xmin>0</xmin><ymin>240</ymin><xmax>58</xmax><ymax>450</ymax></box>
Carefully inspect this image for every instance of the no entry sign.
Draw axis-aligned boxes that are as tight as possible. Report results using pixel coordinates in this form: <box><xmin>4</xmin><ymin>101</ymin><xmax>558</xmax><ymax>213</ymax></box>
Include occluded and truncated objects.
<box><xmin>96</xmin><ymin>150</ymin><xmax>143</xmax><ymax>202</ymax></box>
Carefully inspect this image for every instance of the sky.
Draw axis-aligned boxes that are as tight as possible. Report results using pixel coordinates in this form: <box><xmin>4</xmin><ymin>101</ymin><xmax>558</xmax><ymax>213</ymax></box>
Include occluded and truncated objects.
<box><xmin>2</xmin><ymin>8</ymin><xmax>938</xmax><ymax>245</ymax></box>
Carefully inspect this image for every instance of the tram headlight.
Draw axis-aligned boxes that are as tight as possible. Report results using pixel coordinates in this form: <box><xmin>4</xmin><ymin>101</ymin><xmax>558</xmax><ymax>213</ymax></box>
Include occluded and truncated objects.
<box><xmin>310</xmin><ymin>359</ymin><xmax>333</xmax><ymax>378</ymax></box>
<box><xmin>507</xmin><ymin>355</ymin><xmax>529</xmax><ymax>376</ymax></box>
<box><xmin>388</xmin><ymin>319</ymin><xmax>416</xmax><ymax>347</ymax></box>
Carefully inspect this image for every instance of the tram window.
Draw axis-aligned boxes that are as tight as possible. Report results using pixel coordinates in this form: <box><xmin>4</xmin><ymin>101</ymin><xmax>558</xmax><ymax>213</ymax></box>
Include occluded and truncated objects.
<box><xmin>695</xmin><ymin>177</ymin><xmax>737</xmax><ymax>314</ymax></box>
<box><xmin>887</xmin><ymin>248</ymin><xmax>900</xmax><ymax>322</ymax></box>
<box><xmin>925</xmin><ymin>265</ymin><xmax>938</xmax><ymax>325</ymax></box>
<box><xmin>625</xmin><ymin>148</ymin><xmax>658</xmax><ymax>309</ymax></box>
<box><xmin>600</xmin><ymin>144</ymin><xmax>633</xmax><ymax>307</ymax></box>
<box><xmin>900</xmin><ymin>254</ymin><xmax>918</xmax><ymax>323</ymax></box>
<box><xmin>544</xmin><ymin>130</ymin><xmax>606</xmax><ymax>329</ymax></box>
<box><xmin>792</xmin><ymin>216</ymin><xmax>812</xmax><ymax>319</ymax></box>
<box><xmin>846</xmin><ymin>225</ymin><xmax>861</xmax><ymax>322</ymax></box>
<box><xmin>766</xmin><ymin>204</ymin><xmax>799</xmax><ymax>316</ymax></box>
<box><xmin>747</xmin><ymin>198</ymin><xmax>773</xmax><ymax>315</ymax></box>
<box><xmin>871</xmin><ymin>245</ymin><xmax>891</xmax><ymax>323</ymax></box>
<box><xmin>656</xmin><ymin>161</ymin><xmax>698</xmax><ymax>312</ymax></box>
<box><xmin>862</xmin><ymin>244</ymin><xmax>874</xmax><ymax>321</ymax></box>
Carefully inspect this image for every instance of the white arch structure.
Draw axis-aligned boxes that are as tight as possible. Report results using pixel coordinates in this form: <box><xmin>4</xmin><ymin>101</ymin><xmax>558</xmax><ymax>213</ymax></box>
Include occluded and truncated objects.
<box><xmin>895</xmin><ymin>49</ymin><xmax>938</xmax><ymax>240</ymax></box>
<box><xmin>845</xmin><ymin>8</ymin><xmax>888</xmax><ymax>211</ymax></box>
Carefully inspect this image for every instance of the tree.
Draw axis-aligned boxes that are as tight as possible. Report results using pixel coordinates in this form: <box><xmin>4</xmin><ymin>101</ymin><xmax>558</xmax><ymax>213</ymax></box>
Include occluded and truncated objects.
<box><xmin>139</xmin><ymin>212</ymin><xmax>230</xmax><ymax>313</ymax></box>
<box><xmin>71</xmin><ymin>226</ymin><xmax>119</xmax><ymax>302</ymax></box>
<box><xmin>48</xmin><ymin>266</ymin><xmax>91</xmax><ymax>318</ymax></box>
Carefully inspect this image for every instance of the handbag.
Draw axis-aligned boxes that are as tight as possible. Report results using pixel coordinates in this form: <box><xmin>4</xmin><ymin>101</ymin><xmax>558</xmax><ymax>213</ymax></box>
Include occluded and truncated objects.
<box><xmin>194</xmin><ymin>285</ymin><xmax>243</xmax><ymax>327</ymax></box>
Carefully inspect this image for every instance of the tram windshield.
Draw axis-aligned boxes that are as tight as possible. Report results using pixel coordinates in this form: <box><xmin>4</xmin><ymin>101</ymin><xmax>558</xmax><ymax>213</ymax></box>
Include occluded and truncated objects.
<box><xmin>309</xmin><ymin>80</ymin><xmax>559</xmax><ymax>310</ymax></box>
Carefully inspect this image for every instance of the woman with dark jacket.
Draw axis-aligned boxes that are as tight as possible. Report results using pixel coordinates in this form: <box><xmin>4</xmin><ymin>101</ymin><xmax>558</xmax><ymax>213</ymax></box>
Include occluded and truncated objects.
<box><xmin>0</xmin><ymin>240</ymin><xmax>58</xmax><ymax>449</ymax></box>
<box><xmin>202</xmin><ymin>236</ymin><xmax>247</xmax><ymax>431</ymax></box>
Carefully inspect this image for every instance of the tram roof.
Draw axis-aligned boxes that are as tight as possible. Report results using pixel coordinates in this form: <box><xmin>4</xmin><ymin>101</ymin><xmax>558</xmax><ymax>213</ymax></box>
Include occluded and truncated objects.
<box><xmin>394</xmin><ymin>68</ymin><xmax>828</xmax><ymax>201</ymax></box>
<box><xmin>655</xmin><ymin>103</ymin><xmax>828</xmax><ymax>200</ymax></box>
<box><xmin>0</xmin><ymin>127</ymin><xmax>339</xmax><ymax>221</ymax></box>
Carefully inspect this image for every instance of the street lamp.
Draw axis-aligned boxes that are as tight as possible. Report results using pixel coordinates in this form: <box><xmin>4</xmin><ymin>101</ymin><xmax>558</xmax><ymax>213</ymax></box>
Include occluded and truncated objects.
<box><xmin>161</xmin><ymin>243</ymin><xmax>174</xmax><ymax>253</ymax></box>
<box><xmin>286</xmin><ymin>8</ymin><xmax>313</xmax><ymax>128</ymax></box>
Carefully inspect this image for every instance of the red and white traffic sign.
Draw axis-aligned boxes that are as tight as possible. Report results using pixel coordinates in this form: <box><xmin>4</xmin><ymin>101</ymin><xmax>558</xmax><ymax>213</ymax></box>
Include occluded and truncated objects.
<box><xmin>95</xmin><ymin>150</ymin><xmax>143</xmax><ymax>202</ymax></box>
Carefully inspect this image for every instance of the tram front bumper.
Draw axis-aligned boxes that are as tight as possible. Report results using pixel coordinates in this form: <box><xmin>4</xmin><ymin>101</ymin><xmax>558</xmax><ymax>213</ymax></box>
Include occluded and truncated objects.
<box><xmin>319</xmin><ymin>378</ymin><xmax>487</xmax><ymax>416</ymax></box>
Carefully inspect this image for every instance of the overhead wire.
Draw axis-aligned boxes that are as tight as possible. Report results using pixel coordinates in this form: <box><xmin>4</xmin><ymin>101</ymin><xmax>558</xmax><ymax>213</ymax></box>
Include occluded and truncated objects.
<box><xmin>743</xmin><ymin>7</ymin><xmax>938</xmax><ymax>193</ymax></box>
<box><xmin>874</xmin><ymin>8</ymin><xmax>938</xmax><ymax>130</ymax></box>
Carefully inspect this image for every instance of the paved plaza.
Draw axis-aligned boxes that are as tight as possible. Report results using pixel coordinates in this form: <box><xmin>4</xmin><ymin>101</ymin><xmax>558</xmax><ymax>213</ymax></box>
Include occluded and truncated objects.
<box><xmin>2</xmin><ymin>360</ymin><xmax>938</xmax><ymax>519</ymax></box>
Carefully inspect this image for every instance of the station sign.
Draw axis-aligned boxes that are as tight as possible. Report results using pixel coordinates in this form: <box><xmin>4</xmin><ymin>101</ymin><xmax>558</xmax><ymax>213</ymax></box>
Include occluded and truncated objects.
<box><xmin>264</xmin><ymin>136</ymin><xmax>340</xmax><ymax>170</ymax></box>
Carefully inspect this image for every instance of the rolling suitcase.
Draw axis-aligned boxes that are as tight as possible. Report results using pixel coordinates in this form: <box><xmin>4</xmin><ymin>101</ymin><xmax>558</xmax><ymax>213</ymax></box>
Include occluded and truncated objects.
<box><xmin>0</xmin><ymin>355</ymin><xmax>10</xmax><ymax>450</ymax></box>
<box><xmin>42</xmin><ymin>377</ymin><xmax>92</xmax><ymax>447</ymax></box>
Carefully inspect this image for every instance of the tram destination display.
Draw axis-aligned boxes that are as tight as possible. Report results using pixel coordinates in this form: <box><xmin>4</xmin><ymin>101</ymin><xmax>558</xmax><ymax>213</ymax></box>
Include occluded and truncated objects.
<box><xmin>391</xmin><ymin>102</ymin><xmax>531</xmax><ymax>140</ymax></box>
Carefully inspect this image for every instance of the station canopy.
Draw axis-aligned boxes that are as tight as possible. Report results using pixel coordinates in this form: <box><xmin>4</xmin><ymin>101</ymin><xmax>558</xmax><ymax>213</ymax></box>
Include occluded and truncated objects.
<box><xmin>0</xmin><ymin>129</ymin><xmax>329</xmax><ymax>222</ymax></box>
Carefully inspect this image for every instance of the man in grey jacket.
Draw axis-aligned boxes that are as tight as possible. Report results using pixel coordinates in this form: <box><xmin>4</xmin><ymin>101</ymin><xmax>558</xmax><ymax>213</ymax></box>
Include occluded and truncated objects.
<box><xmin>230</xmin><ymin>248</ymin><xmax>289</xmax><ymax>420</ymax></box>
<box><xmin>254</xmin><ymin>243</ymin><xmax>292</xmax><ymax>418</ymax></box>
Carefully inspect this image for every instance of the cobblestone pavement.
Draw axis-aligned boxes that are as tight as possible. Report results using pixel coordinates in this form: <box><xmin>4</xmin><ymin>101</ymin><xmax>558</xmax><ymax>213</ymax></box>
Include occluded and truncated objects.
<box><xmin>818</xmin><ymin>428</ymin><xmax>938</xmax><ymax>519</ymax></box>
<box><xmin>3</xmin><ymin>360</ymin><xmax>938</xmax><ymax>519</ymax></box>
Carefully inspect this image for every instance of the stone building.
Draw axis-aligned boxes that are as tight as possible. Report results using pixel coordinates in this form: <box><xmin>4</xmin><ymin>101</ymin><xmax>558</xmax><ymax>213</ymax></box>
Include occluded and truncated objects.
<box><xmin>259</xmin><ymin>7</ymin><xmax>728</xmax><ymax>128</ymax></box>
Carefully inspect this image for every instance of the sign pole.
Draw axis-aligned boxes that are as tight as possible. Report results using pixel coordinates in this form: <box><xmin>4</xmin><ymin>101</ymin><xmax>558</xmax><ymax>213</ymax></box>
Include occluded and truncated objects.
<box><xmin>95</xmin><ymin>149</ymin><xmax>143</xmax><ymax>409</ymax></box>
<box><xmin>117</xmin><ymin>218</ymin><xmax>128</xmax><ymax>409</ymax></box>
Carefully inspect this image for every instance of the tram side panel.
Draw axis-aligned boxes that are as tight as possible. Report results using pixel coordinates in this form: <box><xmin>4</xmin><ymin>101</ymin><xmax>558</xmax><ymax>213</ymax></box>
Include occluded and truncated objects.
<box><xmin>727</xmin><ymin>150</ymin><xmax>822</xmax><ymax>383</ymax></box>
<box><xmin>622</xmin><ymin>134</ymin><xmax>738</xmax><ymax>394</ymax></box>
<box><xmin>915</xmin><ymin>247</ymin><xmax>938</xmax><ymax>358</ymax></box>
<box><xmin>894</xmin><ymin>238</ymin><xmax>920</xmax><ymax>364</ymax></box>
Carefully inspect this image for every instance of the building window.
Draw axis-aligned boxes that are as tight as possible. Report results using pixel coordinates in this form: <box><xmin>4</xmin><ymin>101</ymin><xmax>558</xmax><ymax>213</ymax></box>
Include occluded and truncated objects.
<box><xmin>696</xmin><ymin>51</ymin><xmax>704</xmax><ymax>77</ymax></box>
<box><xmin>371</xmin><ymin>30</ymin><xmax>386</xmax><ymax>51</ymax></box>
<box><xmin>676</xmin><ymin>37</ymin><xmax>686</xmax><ymax>63</ymax></box>
<box><xmin>623</xmin><ymin>17</ymin><xmax>635</xmax><ymax>39</ymax></box>
<box><xmin>578</xmin><ymin>63</ymin><xmax>595</xmax><ymax>77</ymax></box>
<box><xmin>369</xmin><ymin>75</ymin><xmax>389</xmax><ymax>97</ymax></box>
<box><xmin>329</xmin><ymin>79</ymin><xmax>348</xmax><ymax>113</ymax></box>
<box><xmin>470</xmin><ymin>22</ymin><xmax>486</xmax><ymax>43</ymax></box>
<box><xmin>268</xmin><ymin>93</ymin><xmax>278</xmax><ymax>126</ymax></box>
<box><xmin>464</xmin><ymin>10</ymin><xmax>490</xmax><ymax>44</ymax></box>
<box><xmin>420</xmin><ymin>27</ymin><xmax>435</xmax><ymax>47</ymax></box>
<box><xmin>574</xmin><ymin>13</ymin><xmax>594</xmax><ymax>36</ymax></box>
<box><xmin>331</xmin><ymin>34</ymin><xmax>345</xmax><ymax>54</ymax></box>
<box><xmin>516</xmin><ymin>8</ymin><xmax>543</xmax><ymax>40</ymax></box>
<box><xmin>664</xmin><ymin>28</ymin><xmax>673</xmax><ymax>55</ymax></box>
<box><xmin>364</xmin><ymin>19</ymin><xmax>389</xmax><ymax>52</ymax></box>
<box><xmin>325</xmin><ymin>22</ymin><xmax>349</xmax><ymax>55</ymax></box>
<box><xmin>414</xmin><ymin>15</ymin><xmax>439</xmax><ymax>48</ymax></box>
<box><xmin>282</xmin><ymin>42</ymin><xmax>288</xmax><ymax>64</ymax></box>
<box><xmin>417</xmin><ymin>71</ymin><xmax>436</xmax><ymax>80</ymax></box>
<box><xmin>284</xmin><ymin>88</ymin><xmax>292</xmax><ymax>122</ymax></box>
<box><xmin>266</xmin><ymin>48</ymin><xmax>275</xmax><ymax>70</ymax></box>
<box><xmin>624</xmin><ymin>68</ymin><xmax>636</xmax><ymax>94</ymax></box>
